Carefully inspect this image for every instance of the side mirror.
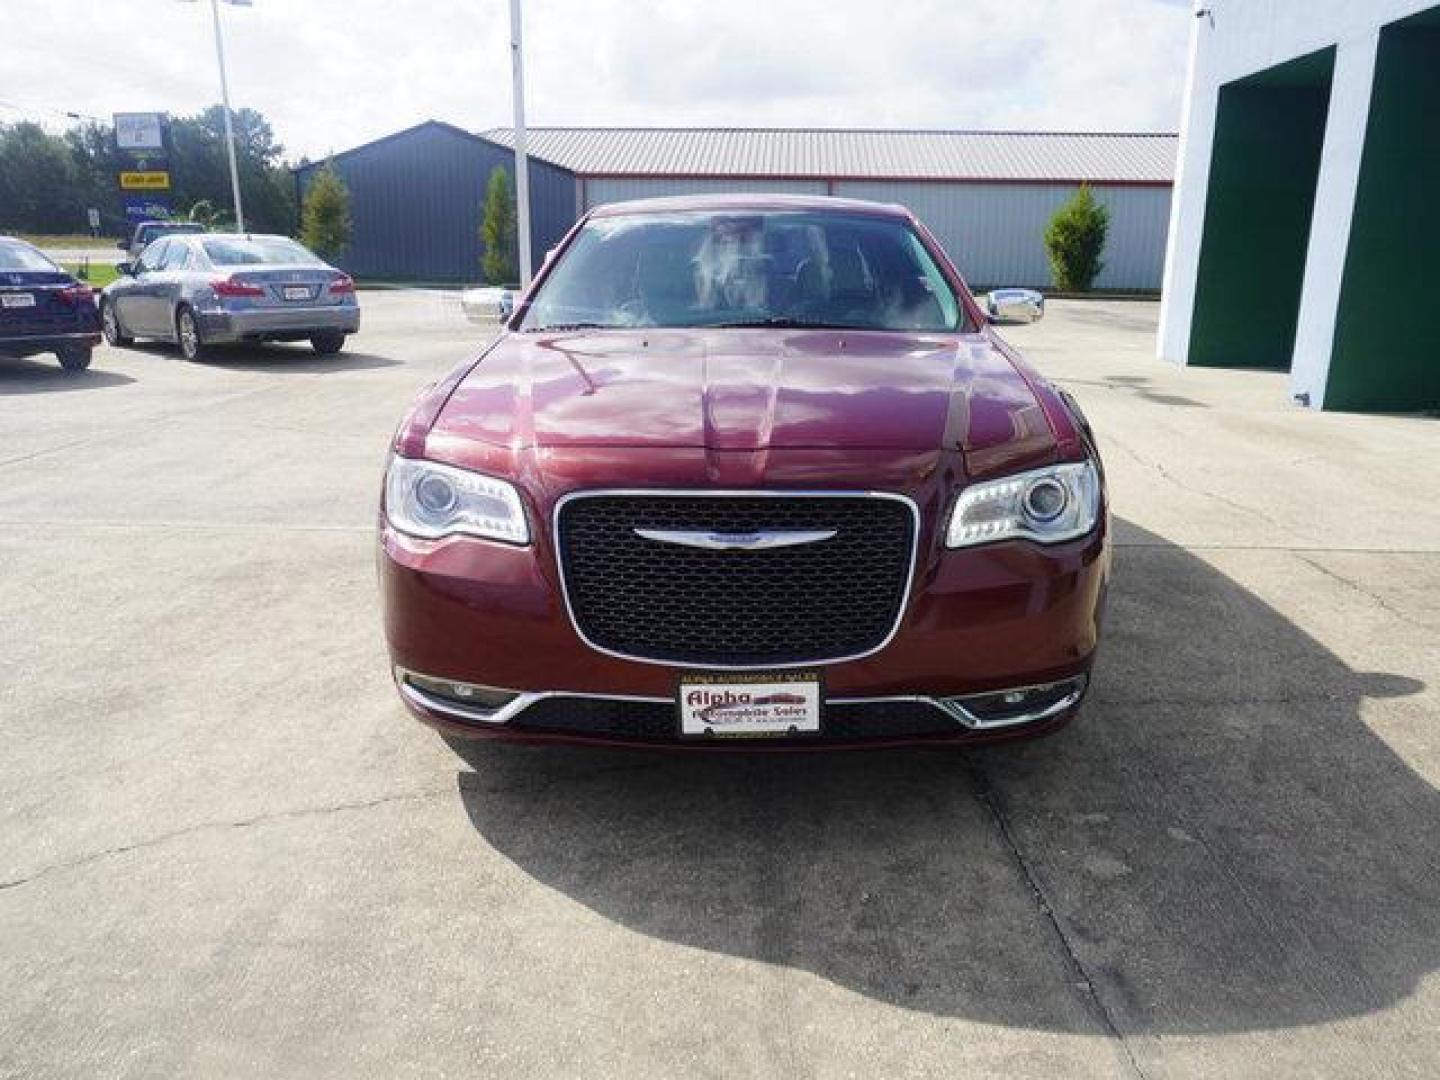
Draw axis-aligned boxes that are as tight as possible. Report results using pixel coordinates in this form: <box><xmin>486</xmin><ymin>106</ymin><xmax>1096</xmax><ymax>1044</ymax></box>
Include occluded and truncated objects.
<box><xmin>116</xmin><ymin>239</ymin><xmax>129</xmax><ymax>250</ymax></box>
<box><xmin>115</xmin><ymin>262</ymin><xmax>135</xmax><ymax>277</ymax></box>
<box><xmin>984</xmin><ymin>288</ymin><xmax>1044</xmax><ymax>325</ymax></box>
<box><xmin>460</xmin><ymin>286</ymin><xmax>514</xmax><ymax>324</ymax></box>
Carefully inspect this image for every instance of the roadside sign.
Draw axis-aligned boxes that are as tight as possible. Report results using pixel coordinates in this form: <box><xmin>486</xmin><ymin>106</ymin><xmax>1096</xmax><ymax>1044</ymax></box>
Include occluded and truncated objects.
<box><xmin>122</xmin><ymin>195</ymin><xmax>172</xmax><ymax>223</ymax></box>
<box><xmin>119</xmin><ymin>171</ymin><xmax>171</xmax><ymax>191</ymax></box>
<box><xmin>114</xmin><ymin>112</ymin><xmax>166</xmax><ymax>151</ymax></box>
<box><xmin>120</xmin><ymin>151</ymin><xmax>170</xmax><ymax>172</ymax></box>
<box><xmin>114</xmin><ymin>113</ymin><xmax>175</xmax><ymax>222</ymax></box>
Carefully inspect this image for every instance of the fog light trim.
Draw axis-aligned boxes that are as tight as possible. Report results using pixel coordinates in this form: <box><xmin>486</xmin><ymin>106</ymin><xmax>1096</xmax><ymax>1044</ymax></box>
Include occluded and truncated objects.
<box><xmin>396</xmin><ymin>668</ymin><xmax>527</xmax><ymax>724</ymax></box>
<box><xmin>944</xmin><ymin>675</ymin><xmax>1087</xmax><ymax>730</ymax></box>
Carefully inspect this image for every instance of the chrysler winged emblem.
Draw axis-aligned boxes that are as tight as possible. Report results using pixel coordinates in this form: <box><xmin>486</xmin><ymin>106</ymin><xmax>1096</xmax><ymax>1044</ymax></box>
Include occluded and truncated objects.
<box><xmin>634</xmin><ymin>528</ymin><xmax>837</xmax><ymax>551</ymax></box>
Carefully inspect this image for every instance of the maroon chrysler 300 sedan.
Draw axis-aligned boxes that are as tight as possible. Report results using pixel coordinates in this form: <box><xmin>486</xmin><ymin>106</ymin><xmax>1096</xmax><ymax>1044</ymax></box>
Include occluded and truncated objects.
<box><xmin>379</xmin><ymin>195</ymin><xmax>1108</xmax><ymax>749</ymax></box>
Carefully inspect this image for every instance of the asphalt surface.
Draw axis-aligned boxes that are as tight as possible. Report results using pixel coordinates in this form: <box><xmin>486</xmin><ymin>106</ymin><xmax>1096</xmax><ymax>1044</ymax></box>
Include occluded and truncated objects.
<box><xmin>2</xmin><ymin>294</ymin><xmax>1437</xmax><ymax>1078</ymax></box>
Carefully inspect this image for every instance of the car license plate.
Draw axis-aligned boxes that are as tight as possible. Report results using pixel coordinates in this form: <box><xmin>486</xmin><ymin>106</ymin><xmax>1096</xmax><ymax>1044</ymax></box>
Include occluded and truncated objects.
<box><xmin>1</xmin><ymin>293</ymin><xmax>36</xmax><ymax>308</ymax></box>
<box><xmin>678</xmin><ymin>671</ymin><xmax>822</xmax><ymax>739</ymax></box>
<box><xmin>282</xmin><ymin>285</ymin><xmax>313</xmax><ymax>301</ymax></box>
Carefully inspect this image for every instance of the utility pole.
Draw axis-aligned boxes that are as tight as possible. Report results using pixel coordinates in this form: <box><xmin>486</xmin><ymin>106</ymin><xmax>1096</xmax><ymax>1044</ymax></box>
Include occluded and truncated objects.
<box><xmin>509</xmin><ymin>0</ymin><xmax>532</xmax><ymax>286</ymax></box>
<box><xmin>205</xmin><ymin>0</ymin><xmax>247</xmax><ymax>232</ymax></box>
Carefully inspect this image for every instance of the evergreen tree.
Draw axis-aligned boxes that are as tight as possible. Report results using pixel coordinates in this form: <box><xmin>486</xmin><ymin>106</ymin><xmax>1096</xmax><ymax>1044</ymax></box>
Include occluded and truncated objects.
<box><xmin>300</xmin><ymin>161</ymin><xmax>352</xmax><ymax>258</ymax></box>
<box><xmin>480</xmin><ymin>166</ymin><xmax>518</xmax><ymax>285</ymax></box>
<box><xmin>1044</xmin><ymin>184</ymin><xmax>1110</xmax><ymax>292</ymax></box>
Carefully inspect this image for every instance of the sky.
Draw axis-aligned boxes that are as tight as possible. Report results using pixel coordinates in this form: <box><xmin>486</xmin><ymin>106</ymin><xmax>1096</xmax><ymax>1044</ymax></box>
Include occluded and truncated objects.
<box><xmin>2</xmin><ymin>0</ymin><xmax>1193</xmax><ymax>163</ymax></box>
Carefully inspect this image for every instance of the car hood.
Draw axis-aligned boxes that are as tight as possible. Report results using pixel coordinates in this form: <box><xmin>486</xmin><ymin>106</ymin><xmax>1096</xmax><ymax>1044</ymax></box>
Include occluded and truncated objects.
<box><xmin>430</xmin><ymin>328</ymin><xmax>1054</xmax><ymax>460</ymax></box>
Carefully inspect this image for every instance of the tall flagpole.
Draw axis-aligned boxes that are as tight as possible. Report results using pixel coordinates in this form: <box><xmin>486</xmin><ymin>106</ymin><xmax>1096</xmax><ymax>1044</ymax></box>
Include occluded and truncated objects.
<box><xmin>508</xmin><ymin>0</ymin><xmax>532</xmax><ymax>286</ymax></box>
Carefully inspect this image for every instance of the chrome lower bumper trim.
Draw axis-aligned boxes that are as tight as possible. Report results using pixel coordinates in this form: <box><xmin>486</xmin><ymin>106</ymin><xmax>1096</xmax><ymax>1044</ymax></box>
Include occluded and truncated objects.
<box><xmin>397</xmin><ymin>680</ymin><xmax>655</xmax><ymax>727</ymax></box>
<box><xmin>396</xmin><ymin>670</ymin><xmax>1085</xmax><ymax>733</ymax></box>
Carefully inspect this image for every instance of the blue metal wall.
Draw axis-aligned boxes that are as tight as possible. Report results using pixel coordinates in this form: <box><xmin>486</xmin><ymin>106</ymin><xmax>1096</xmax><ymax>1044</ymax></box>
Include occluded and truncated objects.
<box><xmin>295</xmin><ymin>122</ymin><xmax>576</xmax><ymax>283</ymax></box>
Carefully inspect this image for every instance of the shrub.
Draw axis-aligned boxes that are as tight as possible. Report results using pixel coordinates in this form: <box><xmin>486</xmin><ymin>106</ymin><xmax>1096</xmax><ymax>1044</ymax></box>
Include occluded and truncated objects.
<box><xmin>300</xmin><ymin>161</ymin><xmax>352</xmax><ymax>259</ymax></box>
<box><xmin>480</xmin><ymin>166</ymin><xmax>518</xmax><ymax>285</ymax></box>
<box><xmin>1044</xmin><ymin>184</ymin><xmax>1110</xmax><ymax>292</ymax></box>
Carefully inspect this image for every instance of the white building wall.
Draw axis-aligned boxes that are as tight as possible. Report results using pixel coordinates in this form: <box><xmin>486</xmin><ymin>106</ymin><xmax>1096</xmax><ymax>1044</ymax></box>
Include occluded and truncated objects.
<box><xmin>1158</xmin><ymin>0</ymin><xmax>1436</xmax><ymax>405</ymax></box>
<box><xmin>835</xmin><ymin>181</ymin><xmax>1170</xmax><ymax>290</ymax></box>
<box><xmin>1287</xmin><ymin>35</ymin><xmax>1381</xmax><ymax>408</ymax></box>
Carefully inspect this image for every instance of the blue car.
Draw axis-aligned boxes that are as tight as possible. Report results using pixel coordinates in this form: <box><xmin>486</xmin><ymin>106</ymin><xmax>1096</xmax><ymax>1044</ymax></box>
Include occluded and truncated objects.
<box><xmin>0</xmin><ymin>237</ymin><xmax>102</xmax><ymax>371</ymax></box>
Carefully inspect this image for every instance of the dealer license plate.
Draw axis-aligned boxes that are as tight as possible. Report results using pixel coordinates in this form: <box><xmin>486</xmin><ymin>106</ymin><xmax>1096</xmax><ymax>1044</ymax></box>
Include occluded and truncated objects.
<box><xmin>1</xmin><ymin>293</ymin><xmax>36</xmax><ymax>308</ymax></box>
<box><xmin>678</xmin><ymin>671</ymin><xmax>822</xmax><ymax>739</ymax></box>
<box><xmin>282</xmin><ymin>285</ymin><xmax>313</xmax><ymax>301</ymax></box>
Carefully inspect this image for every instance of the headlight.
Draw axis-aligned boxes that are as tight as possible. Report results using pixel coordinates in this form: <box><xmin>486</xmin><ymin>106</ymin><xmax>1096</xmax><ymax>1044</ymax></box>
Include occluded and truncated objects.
<box><xmin>384</xmin><ymin>456</ymin><xmax>529</xmax><ymax>544</ymax></box>
<box><xmin>946</xmin><ymin>460</ymin><xmax>1100</xmax><ymax>548</ymax></box>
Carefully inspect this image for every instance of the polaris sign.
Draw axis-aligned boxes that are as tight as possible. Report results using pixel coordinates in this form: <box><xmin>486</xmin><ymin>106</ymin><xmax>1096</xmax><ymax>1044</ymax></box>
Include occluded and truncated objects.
<box><xmin>122</xmin><ymin>195</ymin><xmax>173</xmax><ymax>223</ymax></box>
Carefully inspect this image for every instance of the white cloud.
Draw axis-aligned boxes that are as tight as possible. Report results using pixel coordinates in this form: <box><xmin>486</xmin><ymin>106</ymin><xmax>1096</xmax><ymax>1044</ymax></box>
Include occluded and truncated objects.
<box><xmin>1</xmin><ymin>0</ymin><xmax>1190</xmax><ymax>161</ymax></box>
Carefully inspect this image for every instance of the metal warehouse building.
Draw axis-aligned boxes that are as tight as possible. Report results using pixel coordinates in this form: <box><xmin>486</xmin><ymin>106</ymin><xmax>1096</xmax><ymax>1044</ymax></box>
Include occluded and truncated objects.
<box><xmin>1160</xmin><ymin>0</ymin><xmax>1440</xmax><ymax>412</ymax></box>
<box><xmin>298</xmin><ymin>122</ymin><xmax>1176</xmax><ymax>290</ymax></box>
<box><xmin>294</xmin><ymin>122</ymin><xmax>578</xmax><ymax>282</ymax></box>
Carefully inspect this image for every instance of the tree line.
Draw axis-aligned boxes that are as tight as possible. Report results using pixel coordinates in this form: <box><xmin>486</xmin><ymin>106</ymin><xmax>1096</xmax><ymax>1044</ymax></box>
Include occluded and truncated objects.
<box><xmin>0</xmin><ymin>106</ymin><xmax>297</xmax><ymax>236</ymax></box>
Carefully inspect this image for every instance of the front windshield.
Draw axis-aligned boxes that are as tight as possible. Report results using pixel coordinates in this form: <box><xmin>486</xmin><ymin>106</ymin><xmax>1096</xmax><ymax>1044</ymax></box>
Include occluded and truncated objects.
<box><xmin>202</xmin><ymin>237</ymin><xmax>322</xmax><ymax>267</ymax></box>
<box><xmin>521</xmin><ymin>209</ymin><xmax>965</xmax><ymax>332</ymax></box>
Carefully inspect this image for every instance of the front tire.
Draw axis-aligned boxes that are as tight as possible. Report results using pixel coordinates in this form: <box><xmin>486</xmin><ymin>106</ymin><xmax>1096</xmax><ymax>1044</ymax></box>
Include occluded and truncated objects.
<box><xmin>310</xmin><ymin>330</ymin><xmax>345</xmax><ymax>356</ymax></box>
<box><xmin>101</xmin><ymin>300</ymin><xmax>132</xmax><ymax>347</ymax></box>
<box><xmin>176</xmin><ymin>306</ymin><xmax>207</xmax><ymax>362</ymax></box>
<box><xmin>56</xmin><ymin>345</ymin><xmax>93</xmax><ymax>371</ymax></box>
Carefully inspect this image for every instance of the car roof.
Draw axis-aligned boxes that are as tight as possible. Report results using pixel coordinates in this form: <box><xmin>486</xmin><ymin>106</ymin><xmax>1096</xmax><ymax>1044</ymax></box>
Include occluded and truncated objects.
<box><xmin>174</xmin><ymin>233</ymin><xmax>295</xmax><ymax>247</ymax></box>
<box><xmin>586</xmin><ymin>192</ymin><xmax>914</xmax><ymax>220</ymax></box>
<box><xmin>0</xmin><ymin>236</ymin><xmax>52</xmax><ymax>258</ymax></box>
<box><xmin>189</xmin><ymin>233</ymin><xmax>294</xmax><ymax>243</ymax></box>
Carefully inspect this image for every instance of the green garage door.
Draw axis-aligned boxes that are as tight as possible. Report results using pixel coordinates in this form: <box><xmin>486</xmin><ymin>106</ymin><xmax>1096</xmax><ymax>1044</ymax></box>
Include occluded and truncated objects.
<box><xmin>1188</xmin><ymin>50</ymin><xmax>1335</xmax><ymax>371</ymax></box>
<box><xmin>1327</xmin><ymin>8</ymin><xmax>1440</xmax><ymax>413</ymax></box>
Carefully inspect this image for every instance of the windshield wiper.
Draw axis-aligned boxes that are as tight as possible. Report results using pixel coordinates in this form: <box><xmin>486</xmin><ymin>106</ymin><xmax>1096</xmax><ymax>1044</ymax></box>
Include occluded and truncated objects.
<box><xmin>702</xmin><ymin>316</ymin><xmax>866</xmax><ymax>330</ymax></box>
<box><xmin>526</xmin><ymin>322</ymin><xmax>615</xmax><ymax>332</ymax></box>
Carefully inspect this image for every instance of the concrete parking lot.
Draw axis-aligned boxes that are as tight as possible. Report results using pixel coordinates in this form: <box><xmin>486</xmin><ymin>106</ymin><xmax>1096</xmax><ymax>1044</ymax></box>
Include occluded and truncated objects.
<box><xmin>2</xmin><ymin>294</ymin><xmax>1437</xmax><ymax>1078</ymax></box>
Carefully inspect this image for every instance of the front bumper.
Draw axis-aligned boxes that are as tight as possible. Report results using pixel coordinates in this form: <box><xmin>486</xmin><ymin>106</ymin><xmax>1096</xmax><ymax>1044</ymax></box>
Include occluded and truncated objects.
<box><xmin>197</xmin><ymin>304</ymin><xmax>360</xmax><ymax>342</ymax></box>
<box><xmin>380</xmin><ymin>507</ymin><xmax>1108</xmax><ymax>749</ymax></box>
<box><xmin>395</xmin><ymin>668</ymin><xmax>1088</xmax><ymax>749</ymax></box>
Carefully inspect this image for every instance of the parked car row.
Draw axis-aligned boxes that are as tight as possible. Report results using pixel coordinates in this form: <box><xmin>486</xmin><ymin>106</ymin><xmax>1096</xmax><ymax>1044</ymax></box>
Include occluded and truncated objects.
<box><xmin>0</xmin><ymin>233</ymin><xmax>360</xmax><ymax>371</ymax></box>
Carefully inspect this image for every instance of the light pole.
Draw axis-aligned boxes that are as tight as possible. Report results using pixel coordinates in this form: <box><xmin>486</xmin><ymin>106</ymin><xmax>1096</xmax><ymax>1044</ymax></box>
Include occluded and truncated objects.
<box><xmin>509</xmin><ymin>0</ymin><xmax>532</xmax><ymax>286</ymax></box>
<box><xmin>183</xmin><ymin>0</ymin><xmax>251</xmax><ymax>233</ymax></box>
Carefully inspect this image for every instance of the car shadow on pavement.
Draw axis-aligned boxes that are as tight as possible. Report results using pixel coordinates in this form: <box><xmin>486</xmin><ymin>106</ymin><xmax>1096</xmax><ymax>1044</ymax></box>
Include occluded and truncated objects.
<box><xmin>450</xmin><ymin>519</ymin><xmax>1434</xmax><ymax>1035</ymax></box>
<box><xmin>203</xmin><ymin>345</ymin><xmax>402</xmax><ymax>373</ymax></box>
<box><xmin>1051</xmin><ymin>374</ymin><xmax>1209</xmax><ymax>410</ymax></box>
<box><xmin>0</xmin><ymin>358</ymin><xmax>135</xmax><ymax>394</ymax></box>
<box><xmin>119</xmin><ymin>341</ymin><xmax>401</xmax><ymax>373</ymax></box>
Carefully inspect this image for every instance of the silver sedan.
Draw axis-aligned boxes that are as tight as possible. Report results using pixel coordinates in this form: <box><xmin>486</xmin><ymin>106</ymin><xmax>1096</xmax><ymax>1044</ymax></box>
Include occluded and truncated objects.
<box><xmin>100</xmin><ymin>234</ymin><xmax>361</xmax><ymax>360</ymax></box>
